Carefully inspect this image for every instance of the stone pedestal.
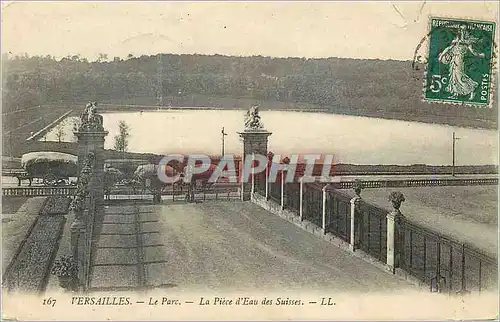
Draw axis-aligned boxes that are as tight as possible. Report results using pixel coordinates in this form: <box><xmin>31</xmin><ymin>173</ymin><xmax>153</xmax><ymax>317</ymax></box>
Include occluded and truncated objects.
<box><xmin>299</xmin><ymin>179</ymin><xmax>304</xmax><ymax>221</ymax></box>
<box><xmin>238</xmin><ymin>130</ymin><xmax>272</xmax><ymax>201</ymax></box>
<box><xmin>386</xmin><ymin>210</ymin><xmax>403</xmax><ymax>272</ymax></box>
<box><xmin>322</xmin><ymin>185</ymin><xmax>328</xmax><ymax>233</ymax></box>
<box><xmin>70</xmin><ymin>216</ymin><xmax>86</xmax><ymax>289</ymax></box>
<box><xmin>75</xmin><ymin>130</ymin><xmax>108</xmax><ymax>207</ymax></box>
<box><xmin>349</xmin><ymin>196</ymin><xmax>361</xmax><ymax>251</ymax></box>
<box><xmin>280</xmin><ymin>170</ymin><xmax>285</xmax><ymax>210</ymax></box>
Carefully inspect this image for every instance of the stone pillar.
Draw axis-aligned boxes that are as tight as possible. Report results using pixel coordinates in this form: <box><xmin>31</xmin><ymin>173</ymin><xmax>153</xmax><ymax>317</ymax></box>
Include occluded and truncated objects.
<box><xmin>349</xmin><ymin>196</ymin><xmax>361</xmax><ymax>251</ymax></box>
<box><xmin>265</xmin><ymin>166</ymin><xmax>269</xmax><ymax>200</ymax></box>
<box><xmin>386</xmin><ymin>209</ymin><xmax>403</xmax><ymax>273</ymax></box>
<box><xmin>322</xmin><ymin>185</ymin><xmax>327</xmax><ymax>233</ymax></box>
<box><xmin>70</xmin><ymin>210</ymin><xmax>86</xmax><ymax>289</ymax></box>
<box><xmin>74</xmin><ymin>130</ymin><xmax>108</xmax><ymax>207</ymax></box>
<box><xmin>250</xmin><ymin>154</ymin><xmax>255</xmax><ymax>200</ymax></box>
<box><xmin>280</xmin><ymin>170</ymin><xmax>285</xmax><ymax>210</ymax></box>
<box><xmin>299</xmin><ymin>179</ymin><xmax>304</xmax><ymax>221</ymax></box>
<box><xmin>238</xmin><ymin>130</ymin><xmax>272</xmax><ymax>201</ymax></box>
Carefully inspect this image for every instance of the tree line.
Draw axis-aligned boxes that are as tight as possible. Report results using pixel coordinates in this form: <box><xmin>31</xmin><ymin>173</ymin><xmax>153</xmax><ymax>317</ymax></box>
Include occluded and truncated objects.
<box><xmin>2</xmin><ymin>53</ymin><xmax>497</xmax><ymax>127</ymax></box>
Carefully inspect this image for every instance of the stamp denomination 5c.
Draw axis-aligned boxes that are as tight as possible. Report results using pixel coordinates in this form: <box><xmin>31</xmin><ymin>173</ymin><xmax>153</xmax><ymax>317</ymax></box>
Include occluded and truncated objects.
<box><xmin>424</xmin><ymin>17</ymin><xmax>496</xmax><ymax>107</ymax></box>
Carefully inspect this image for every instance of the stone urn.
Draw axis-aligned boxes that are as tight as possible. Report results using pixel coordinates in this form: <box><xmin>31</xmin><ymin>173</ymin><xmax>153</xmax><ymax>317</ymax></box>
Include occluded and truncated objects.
<box><xmin>352</xmin><ymin>179</ymin><xmax>364</xmax><ymax>198</ymax></box>
<box><xmin>388</xmin><ymin>191</ymin><xmax>405</xmax><ymax>213</ymax></box>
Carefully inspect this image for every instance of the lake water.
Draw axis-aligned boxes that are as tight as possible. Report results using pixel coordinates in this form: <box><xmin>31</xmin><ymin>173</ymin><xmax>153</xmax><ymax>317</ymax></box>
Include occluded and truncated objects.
<box><xmin>42</xmin><ymin>110</ymin><xmax>498</xmax><ymax>165</ymax></box>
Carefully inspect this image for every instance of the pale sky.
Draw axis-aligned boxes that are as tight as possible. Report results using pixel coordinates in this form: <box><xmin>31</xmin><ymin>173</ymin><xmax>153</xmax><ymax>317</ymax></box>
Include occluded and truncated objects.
<box><xmin>1</xmin><ymin>1</ymin><xmax>499</xmax><ymax>61</ymax></box>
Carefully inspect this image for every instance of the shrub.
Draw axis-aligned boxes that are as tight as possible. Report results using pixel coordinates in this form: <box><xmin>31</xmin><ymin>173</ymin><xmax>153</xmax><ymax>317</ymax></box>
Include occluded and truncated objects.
<box><xmin>352</xmin><ymin>179</ymin><xmax>364</xmax><ymax>196</ymax></box>
<box><xmin>51</xmin><ymin>255</ymin><xmax>77</xmax><ymax>277</ymax></box>
<box><xmin>40</xmin><ymin>196</ymin><xmax>71</xmax><ymax>215</ymax></box>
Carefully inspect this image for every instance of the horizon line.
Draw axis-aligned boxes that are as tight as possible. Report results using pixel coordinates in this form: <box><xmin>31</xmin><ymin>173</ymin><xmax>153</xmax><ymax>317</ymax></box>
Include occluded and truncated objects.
<box><xmin>2</xmin><ymin>51</ymin><xmax>414</xmax><ymax>63</ymax></box>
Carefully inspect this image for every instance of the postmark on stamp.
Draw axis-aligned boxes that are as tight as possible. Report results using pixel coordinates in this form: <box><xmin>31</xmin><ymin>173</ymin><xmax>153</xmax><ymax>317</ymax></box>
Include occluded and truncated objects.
<box><xmin>423</xmin><ymin>17</ymin><xmax>496</xmax><ymax>107</ymax></box>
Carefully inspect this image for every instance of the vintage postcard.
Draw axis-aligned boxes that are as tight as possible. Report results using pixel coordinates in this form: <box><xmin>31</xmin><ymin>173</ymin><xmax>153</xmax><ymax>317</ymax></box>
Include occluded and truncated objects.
<box><xmin>1</xmin><ymin>1</ymin><xmax>498</xmax><ymax>321</ymax></box>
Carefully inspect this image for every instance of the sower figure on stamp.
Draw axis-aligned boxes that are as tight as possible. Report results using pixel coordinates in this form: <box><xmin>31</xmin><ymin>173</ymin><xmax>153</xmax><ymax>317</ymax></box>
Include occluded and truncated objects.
<box><xmin>438</xmin><ymin>25</ymin><xmax>485</xmax><ymax>100</ymax></box>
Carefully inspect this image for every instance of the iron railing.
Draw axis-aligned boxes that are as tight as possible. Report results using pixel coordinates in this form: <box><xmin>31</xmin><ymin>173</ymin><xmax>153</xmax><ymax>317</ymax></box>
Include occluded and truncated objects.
<box><xmin>357</xmin><ymin>201</ymin><xmax>387</xmax><ymax>262</ymax></box>
<box><xmin>255</xmin><ymin>171</ymin><xmax>267</xmax><ymax>196</ymax></box>
<box><xmin>398</xmin><ymin>218</ymin><xmax>497</xmax><ymax>293</ymax></box>
<box><xmin>302</xmin><ymin>183</ymin><xmax>323</xmax><ymax>227</ymax></box>
<box><xmin>2</xmin><ymin>186</ymin><xmax>77</xmax><ymax>197</ymax></box>
<box><xmin>333</xmin><ymin>178</ymin><xmax>498</xmax><ymax>189</ymax></box>
<box><xmin>193</xmin><ymin>184</ymin><xmax>241</xmax><ymax>201</ymax></box>
<box><xmin>269</xmin><ymin>176</ymin><xmax>281</xmax><ymax>204</ymax></box>
<box><xmin>284</xmin><ymin>183</ymin><xmax>300</xmax><ymax>214</ymax></box>
<box><xmin>250</xmin><ymin>173</ymin><xmax>497</xmax><ymax>294</ymax></box>
<box><xmin>106</xmin><ymin>183</ymin><xmax>241</xmax><ymax>202</ymax></box>
<box><xmin>324</xmin><ymin>189</ymin><xmax>351</xmax><ymax>243</ymax></box>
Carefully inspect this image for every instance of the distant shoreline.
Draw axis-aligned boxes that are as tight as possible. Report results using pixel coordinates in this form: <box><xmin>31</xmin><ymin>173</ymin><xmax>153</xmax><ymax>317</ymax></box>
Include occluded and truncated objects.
<box><xmin>98</xmin><ymin>103</ymin><xmax>331</xmax><ymax>113</ymax></box>
<box><xmin>4</xmin><ymin>141</ymin><xmax>498</xmax><ymax>175</ymax></box>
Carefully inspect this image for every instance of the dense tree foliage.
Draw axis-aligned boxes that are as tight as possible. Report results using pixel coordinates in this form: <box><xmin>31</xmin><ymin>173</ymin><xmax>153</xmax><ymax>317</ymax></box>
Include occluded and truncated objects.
<box><xmin>2</xmin><ymin>53</ymin><xmax>497</xmax><ymax>127</ymax></box>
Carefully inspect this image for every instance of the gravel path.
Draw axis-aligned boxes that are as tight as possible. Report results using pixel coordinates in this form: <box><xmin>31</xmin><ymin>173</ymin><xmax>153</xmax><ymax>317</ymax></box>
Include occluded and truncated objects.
<box><xmin>90</xmin><ymin>201</ymin><xmax>416</xmax><ymax>292</ymax></box>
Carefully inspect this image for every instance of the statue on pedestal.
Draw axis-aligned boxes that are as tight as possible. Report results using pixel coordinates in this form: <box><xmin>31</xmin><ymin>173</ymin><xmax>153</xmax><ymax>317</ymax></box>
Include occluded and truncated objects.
<box><xmin>244</xmin><ymin>105</ymin><xmax>264</xmax><ymax>130</ymax></box>
<box><xmin>79</xmin><ymin>102</ymin><xmax>104</xmax><ymax>131</ymax></box>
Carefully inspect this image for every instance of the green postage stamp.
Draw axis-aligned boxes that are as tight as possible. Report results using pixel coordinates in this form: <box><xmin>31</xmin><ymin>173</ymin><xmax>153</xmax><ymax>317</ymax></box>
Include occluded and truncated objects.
<box><xmin>424</xmin><ymin>17</ymin><xmax>496</xmax><ymax>107</ymax></box>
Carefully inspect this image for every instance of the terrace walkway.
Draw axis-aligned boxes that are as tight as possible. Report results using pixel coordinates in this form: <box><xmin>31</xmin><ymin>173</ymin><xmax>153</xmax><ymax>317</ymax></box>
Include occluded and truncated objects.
<box><xmin>89</xmin><ymin>200</ymin><xmax>416</xmax><ymax>292</ymax></box>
